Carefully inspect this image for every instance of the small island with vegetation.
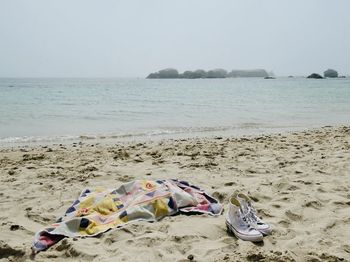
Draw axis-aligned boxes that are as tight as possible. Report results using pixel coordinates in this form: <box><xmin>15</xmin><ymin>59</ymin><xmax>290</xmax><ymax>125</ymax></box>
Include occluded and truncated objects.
<box><xmin>146</xmin><ymin>68</ymin><xmax>270</xmax><ymax>79</ymax></box>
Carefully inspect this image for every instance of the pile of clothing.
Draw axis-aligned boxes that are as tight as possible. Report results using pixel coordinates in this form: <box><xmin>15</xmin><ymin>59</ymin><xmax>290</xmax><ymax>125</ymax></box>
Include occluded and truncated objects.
<box><xmin>32</xmin><ymin>179</ymin><xmax>271</xmax><ymax>253</ymax></box>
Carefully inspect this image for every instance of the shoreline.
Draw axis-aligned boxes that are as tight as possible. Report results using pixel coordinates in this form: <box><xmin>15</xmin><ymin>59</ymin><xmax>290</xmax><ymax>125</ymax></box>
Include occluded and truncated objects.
<box><xmin>0</xmin><ymin>124</ymin><xmax>337</xmax><ymax>150</ymax></box>
<box><xmin>0</xmin><ymin>126</ymin><xmax>349</xmax><ymax>261</ymax></box>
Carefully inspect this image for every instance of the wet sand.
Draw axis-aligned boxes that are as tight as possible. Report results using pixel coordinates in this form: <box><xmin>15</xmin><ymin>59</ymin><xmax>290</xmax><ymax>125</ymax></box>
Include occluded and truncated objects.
<box><xmin>0</xmin><ymin>126</ymin><xmax>349</xmax><ymax>261</ymax></box>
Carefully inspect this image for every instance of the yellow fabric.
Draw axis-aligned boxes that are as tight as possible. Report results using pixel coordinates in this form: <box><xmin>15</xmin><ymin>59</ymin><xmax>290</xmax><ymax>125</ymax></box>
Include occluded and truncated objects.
<box><xmin>152</xmin><ymin>198</ymin><xmax>168</xmax><ymax>218</ymax></box>
<box><xmin>78</xmin><ymin>195</ymin><xmax>94</xmax><ymax>209</ymax></box>
<box><xmin>93</xmin><ymin>195</ymin><xmax>117</xmax><ymax>215</ymax></box>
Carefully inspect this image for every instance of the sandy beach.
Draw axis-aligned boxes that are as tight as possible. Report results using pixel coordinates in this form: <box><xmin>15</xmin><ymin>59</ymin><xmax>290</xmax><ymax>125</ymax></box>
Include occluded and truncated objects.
<box><xmin>0</xmin><ymin>126</ymin><xmax>349</xmax><ymax>262</ymax></box>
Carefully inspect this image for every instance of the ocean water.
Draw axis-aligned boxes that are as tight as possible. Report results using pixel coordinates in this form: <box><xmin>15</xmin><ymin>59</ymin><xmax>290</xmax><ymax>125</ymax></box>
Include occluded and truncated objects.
<box><xmin>0</xmin><ymin>77</ymin><xmax>349</xmax><ymax>145</ymax></box>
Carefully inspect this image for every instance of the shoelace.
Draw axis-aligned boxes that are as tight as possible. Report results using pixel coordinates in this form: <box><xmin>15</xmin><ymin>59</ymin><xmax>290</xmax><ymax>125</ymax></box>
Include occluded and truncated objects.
<box><xmin>239</xmin><ymin>208</ymin><xmax>262</xmax><ymax>232</ymax></box>
<box><xmin>238</xmin><ymin>207</ymin><xmax>254</xmax><ymax>227</ymax></box>
<box><xmin>248</xmin><ymin>206</ymin><xmax>259</xmax><ymax>222</ymax></box>
<box><xmin>240</xmin><ymin>201</ymin><xmax>260</xmax><ymax>226</ymax></box>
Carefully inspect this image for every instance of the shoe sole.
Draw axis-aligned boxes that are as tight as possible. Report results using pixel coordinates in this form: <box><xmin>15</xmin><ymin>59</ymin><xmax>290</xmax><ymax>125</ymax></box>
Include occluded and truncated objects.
<box><xmin>226</xmin><ymin>221</ymin><xmax>263</xmax><ymax>242</ymax></box>
<box><xmin>257</xmin><ymin>229</ymin><xmax>272</xmax><ymax>236</ymax></box>
<box><xmin>258</xmin><ymin>227</ymin><xmax>272</xmax><ymax>236</ymax></box>
<box><xmin>253</xmin><ymin>223</ymin><xmax>272</xmax><ymax>235</ymax></box>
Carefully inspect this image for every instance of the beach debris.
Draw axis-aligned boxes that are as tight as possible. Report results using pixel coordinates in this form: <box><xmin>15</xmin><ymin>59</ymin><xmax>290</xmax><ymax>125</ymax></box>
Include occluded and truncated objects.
<box><xmin>10</xmin><ymin>225</ymin><xmax>20</xmax><ymax>231</ymax></box>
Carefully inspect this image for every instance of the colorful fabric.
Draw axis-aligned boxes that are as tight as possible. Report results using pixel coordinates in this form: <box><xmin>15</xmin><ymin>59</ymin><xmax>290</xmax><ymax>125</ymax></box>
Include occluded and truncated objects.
<box><xmin>32</xmin><ymin>179</ymin><xmax>222</xmax><ymax>252</ymax></box>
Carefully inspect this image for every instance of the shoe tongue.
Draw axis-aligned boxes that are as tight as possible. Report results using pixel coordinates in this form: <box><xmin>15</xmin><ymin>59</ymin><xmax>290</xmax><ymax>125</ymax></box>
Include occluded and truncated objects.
<box><xmin>238</xmin><ymin>198</ymin><xmax>250</xmax><ymax>215</ymax></box>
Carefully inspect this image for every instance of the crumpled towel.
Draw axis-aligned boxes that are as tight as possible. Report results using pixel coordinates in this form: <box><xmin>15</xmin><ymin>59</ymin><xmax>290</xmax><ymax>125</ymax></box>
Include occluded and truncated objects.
<box><xmin>32</xmin><ymin>179</ymin><xmax>223</xmax><ymax>252</ymax></box>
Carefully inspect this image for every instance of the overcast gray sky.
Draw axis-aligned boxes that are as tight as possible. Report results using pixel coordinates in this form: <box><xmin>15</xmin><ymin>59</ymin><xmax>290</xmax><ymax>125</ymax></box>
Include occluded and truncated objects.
<box><xmin>0</xmin><ymin>0</ymin><xmax>349</xmax><ymax>77</ymax></box>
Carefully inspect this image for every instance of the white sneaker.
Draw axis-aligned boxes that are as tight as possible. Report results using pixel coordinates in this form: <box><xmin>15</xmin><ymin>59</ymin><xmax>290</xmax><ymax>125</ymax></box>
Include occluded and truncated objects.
<box><xmin>236</xmin><ymin>193</ymin><xmax>272</xmax><ymax>235</ymax></box>
<box><xmin>226</xmin><ymin>196</ymin><xmax>263</xmax><ymax>242</ymax></box>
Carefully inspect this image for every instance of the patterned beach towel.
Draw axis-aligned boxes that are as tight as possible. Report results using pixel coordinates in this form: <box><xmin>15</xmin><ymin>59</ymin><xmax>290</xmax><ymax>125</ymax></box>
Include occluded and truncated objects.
<box><xmin>32</xmin><ymin>179</ymin><xmax>223</xmax><ymax>252</ymax></box>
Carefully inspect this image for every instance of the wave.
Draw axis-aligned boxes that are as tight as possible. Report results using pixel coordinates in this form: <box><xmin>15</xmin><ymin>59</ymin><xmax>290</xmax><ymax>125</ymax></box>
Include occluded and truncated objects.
<box><xmin>0</xmin><ymin>124</ymin><xmax>281</xmax><ymax>145</ymax></box>
<box><xmin>0</xmin><ymin>135</ymin><xmax>80</xmax><ymax>144</ymax></box>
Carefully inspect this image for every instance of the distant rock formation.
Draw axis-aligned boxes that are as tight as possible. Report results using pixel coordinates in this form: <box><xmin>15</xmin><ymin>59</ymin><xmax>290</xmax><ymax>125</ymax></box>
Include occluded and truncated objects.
<box><xmin>206</xmin><ymin>69</ymin><xmax>228</xmax><ymax>78</ymax></box>
<box><xmin>324</xmin><ymin>69</ymin><xmax>338</xmax><ymax>78</ymax></box>
<box><xmin>147</xmin><ymin>68</ymin><xmax>271</xmax><ymax>79</ymax></box>
<box><xmin>179</xmin><ymin>69</ymin><xmax>207</xmax><ymax>79</ymax></box>
<box><xmin>307</xmin><ymin>73</ymin><xmax>323</xmax><ymax>79</ymax></box>
<box><xmin>228</xmin><ymin>69</ymin><xmax>269</xmax><ymax>78</ymax></box>
<box><xmin>146</xmin><ymin>68</ymin><xmax>179</xmax><ymax>79</ymax></box>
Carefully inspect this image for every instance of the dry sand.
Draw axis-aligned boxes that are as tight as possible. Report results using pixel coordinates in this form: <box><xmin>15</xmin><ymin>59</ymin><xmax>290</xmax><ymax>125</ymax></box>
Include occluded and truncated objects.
<box><xmin>0</xmin><ymin>126</ymin><xmax>349</xmax><ymax>262</ymax></box>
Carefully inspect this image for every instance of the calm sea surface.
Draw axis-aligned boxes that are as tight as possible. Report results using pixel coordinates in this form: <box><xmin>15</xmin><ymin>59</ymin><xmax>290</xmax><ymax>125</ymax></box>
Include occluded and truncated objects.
<box><xmin>0</xmin><ymin>77</ymin><xmax>349</xmax><ymax>144</ymax></box>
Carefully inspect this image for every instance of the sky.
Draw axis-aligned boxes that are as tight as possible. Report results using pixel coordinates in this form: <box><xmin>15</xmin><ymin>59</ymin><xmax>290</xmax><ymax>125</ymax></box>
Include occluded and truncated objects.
<box><xmin>0</xmin><ymin>0</ymin><xmax>349</xmax><ymax>77</ymax></box>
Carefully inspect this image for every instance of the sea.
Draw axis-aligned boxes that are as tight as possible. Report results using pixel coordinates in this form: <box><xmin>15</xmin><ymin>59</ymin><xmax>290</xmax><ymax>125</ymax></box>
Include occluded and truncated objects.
<box><xmin>0</xmin><ymin>77</ymin><xmax>349</xmax><ymax>146</ymax></box>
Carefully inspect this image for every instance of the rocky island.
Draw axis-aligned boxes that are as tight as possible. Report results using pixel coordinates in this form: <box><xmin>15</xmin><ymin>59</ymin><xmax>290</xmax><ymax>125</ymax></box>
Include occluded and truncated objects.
<box><xmin>307</xmin><ymin>73</ymin><xmax>324</xmax><ymax>79</ymax></box>
<box><xmin>307</xmin><ymin>69</ymin><xmax>341</xmax><ymax>79</ymax></box>
<box><xmin>146</xmin><ymin>68</ymin><xmax>270</xmax><ymax>79</ymax></box>
<box><xmin>324</xmin><ymin>69</ymin><xmax>338</xmax><ymax>78</ymax></box>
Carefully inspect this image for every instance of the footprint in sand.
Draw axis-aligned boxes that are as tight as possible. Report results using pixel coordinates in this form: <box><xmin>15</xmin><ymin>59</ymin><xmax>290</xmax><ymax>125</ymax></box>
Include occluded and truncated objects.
<box><xmin>285</xmin><ymin>210</ymin><xmax>303</xmax><ymax>221</ymax></box>
<box><xmin>278</xmin><ymin>220</ymin><xmax>291</xmax><ymax>228</ymax></box>
<box><xmin>287</xmin><ymin>185</ymin><xmax>300</xmax><ymax>191</ymax></box>
<box><xmin>54</xmin><ymin>239</ymin><xmax>96</xmax><ymax>259</ymax></box>
<box><xmin>333</xmin><ymin>200</ymin><xmax>350</xmax><ymax>207</ymax></box>
<box><xmin>306</xmin><ymin>251</ymin><xmax>346</xmax><ymax>262</ymax></box>
<box><xmin>342</xmin><ymin>244</ymin><xmax>350</xmax><ymax>254</ymax></box>
<box><xmin>257</xmin><ymin>208</ymin><xmax>274</xmax><ymax>218</ymax></box>
<box><xmin>224</xmin><ymin>181</ymin><xmax>236</xmax><ymax>187</ymax></box>
<box><xmin>117</xmin><ymin>174</ymin><xmax>135</xmax><ymax>182</ymax></box>
<box><xmin>303</xmin><ymin>200</ymin><xmax>323</xmax><ymax>209</ymax></box>
<box><xmin>274</xmin><ymin>228</ymin><xmax>297</xmax><ymax>240</ymax></box>
<box><xmin>245</xmin><ymin>250</ymin><xmax>295</xmax><ymax>262</ymax></box>
<box><xmin>272</xmin><ymin>203</ymin><xmax>282</xmax><ymax>209</ymax></box>
<box><xmin>0</xmin><ymin>241</ymin><xmax>25</xmax><ymax>259</ymax></box>
<box><xmin>212</xmin><ymin>191</ymin><xmax>228</xmax><ymax>202</ymax></box>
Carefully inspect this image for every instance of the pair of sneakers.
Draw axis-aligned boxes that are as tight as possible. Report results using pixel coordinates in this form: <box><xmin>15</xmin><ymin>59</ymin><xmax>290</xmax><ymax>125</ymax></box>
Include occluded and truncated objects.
<box><xmin>225</xmin><ymin>193</ymin><xmax>272</xmax><ymax>242</ymax></box>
